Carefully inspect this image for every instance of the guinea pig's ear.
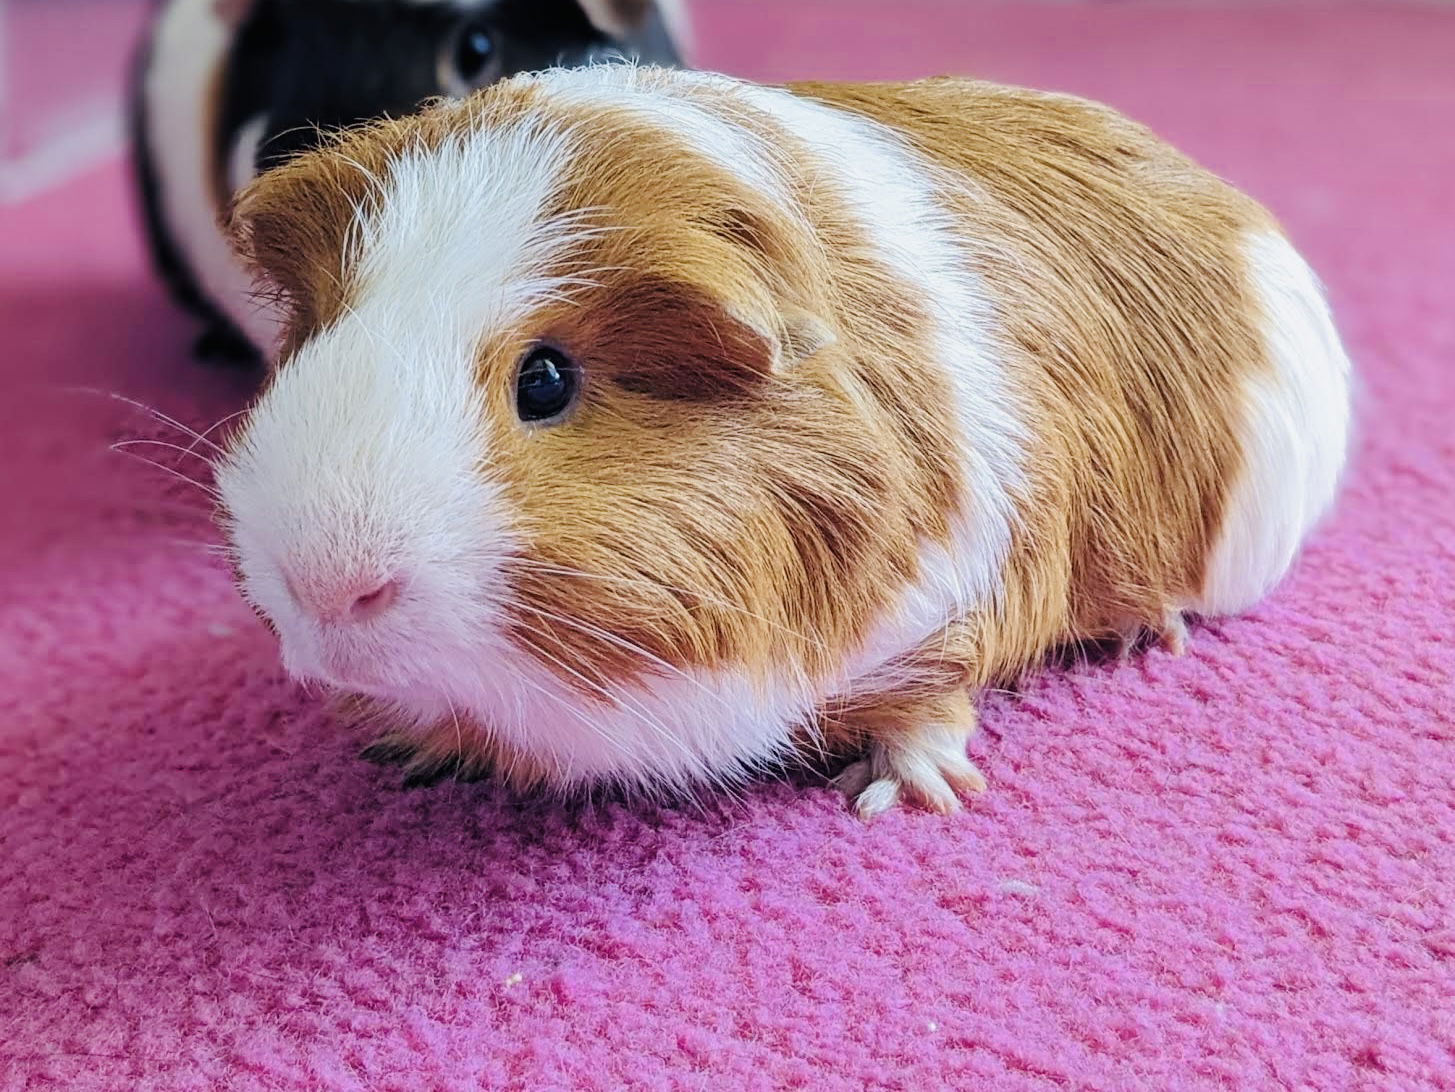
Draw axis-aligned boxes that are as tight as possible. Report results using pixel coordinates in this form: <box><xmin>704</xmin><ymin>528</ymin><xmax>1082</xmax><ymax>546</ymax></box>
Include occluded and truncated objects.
<box><xmin>576</xmin><ymin>0</ymin><xmax>668</xmax><ymax>36</ymax></box>
<box><xmin>576</xmin><ymin>0</ymin><xmax>691</xmax><ymax>59</ymax></box>
<box><xmin>212</xmin><ymin>0</ymin><xmax>255</xmax><ymax>27</ymax></box>
<box><xmin>722</xmin><ymin>301</ymin><xmax>837</xmax><ymax>374</ymax></box>
<box><xmin>225</xmin><ymin>151</ymin><xmax>371</xmax><ymax>338</ymax></box>
<box><xmin>691</xmin><ymin>206</ymin><xmax>836</xmax><ymax>370</ymax></box>
<box><xmin>582</xmin><ymin>273</ymin><xmax>833</xmax><ymax>400</ymax></box>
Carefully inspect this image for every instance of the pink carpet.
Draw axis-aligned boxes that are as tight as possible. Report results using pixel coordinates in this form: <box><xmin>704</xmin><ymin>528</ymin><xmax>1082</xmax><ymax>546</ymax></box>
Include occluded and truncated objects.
<box><xmin>3</xmin><ymin>2</ymin><xmax>1453</xmax><ymax>1087</ymax></box>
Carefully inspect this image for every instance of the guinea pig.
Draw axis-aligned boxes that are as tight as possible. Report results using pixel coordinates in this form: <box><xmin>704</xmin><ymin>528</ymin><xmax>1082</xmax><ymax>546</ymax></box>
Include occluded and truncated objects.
<box><xmin>128</xmin><ymin>0</ymin><xmax>690</xmax><ymax>365</ymax></box>
<box><xmin>214</xmin><ymin>65</ymin><xmax>1352</xmax><ymax>816</ymax></box>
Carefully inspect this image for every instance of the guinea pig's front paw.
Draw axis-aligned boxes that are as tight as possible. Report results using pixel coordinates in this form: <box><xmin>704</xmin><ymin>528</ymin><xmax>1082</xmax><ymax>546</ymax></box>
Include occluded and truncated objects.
<box><xmin>832</xmin><ymin>697</ymin><xmax>986</xmax><ymax>819</ymax></box>
<box><xmin>1114</xmin><ymin>606</ymin><xmax>1192</xmax><ymax>660</ymax></box>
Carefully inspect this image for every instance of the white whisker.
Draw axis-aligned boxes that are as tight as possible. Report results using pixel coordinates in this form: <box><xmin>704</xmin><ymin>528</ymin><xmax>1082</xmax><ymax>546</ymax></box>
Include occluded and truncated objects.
<box><xmin>64</xmin><ymin>386</ymin><xmax>226</xmax><ymax>456</ymax></box>
<box><xmin>110</xmin><ymin>446</ymin><xmax>221</xmax><ymax>501</ymax></box>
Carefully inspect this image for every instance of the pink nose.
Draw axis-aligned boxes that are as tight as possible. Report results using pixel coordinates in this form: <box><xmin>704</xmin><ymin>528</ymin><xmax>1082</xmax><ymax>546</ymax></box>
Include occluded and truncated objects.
<box><xmin>347</xmin><ymin>579</ymin><xmax>398</xmax><ymax>620</ymax></box>
<box><xmin>286</xmin><ymin>572</ymin><xmax>400</xmax><ymax>623</ymax></box>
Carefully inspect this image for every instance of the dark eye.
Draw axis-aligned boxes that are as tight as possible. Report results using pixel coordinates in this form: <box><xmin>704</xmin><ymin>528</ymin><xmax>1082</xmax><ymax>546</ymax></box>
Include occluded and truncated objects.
<box><xmin>516</xmin><ymin>346</ymin><xmax>580</xmax><ymax>423</ymax></box>
<box><xmin>452</xmin><ymin>20</ymin><xmax>496</xmax><ymax>84</ymax></box>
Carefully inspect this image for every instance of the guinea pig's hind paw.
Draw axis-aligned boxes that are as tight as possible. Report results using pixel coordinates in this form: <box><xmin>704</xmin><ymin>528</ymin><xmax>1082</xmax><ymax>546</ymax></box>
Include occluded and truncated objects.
<box><xmin>1113</xmin><ymin>608</ymin><xmax>1190</xmax><ymax>660</ymax></box>
<box><xmin>834</xmin><ymin>725</ymin><xmax>986</xmax><ymax>820</ymax></box>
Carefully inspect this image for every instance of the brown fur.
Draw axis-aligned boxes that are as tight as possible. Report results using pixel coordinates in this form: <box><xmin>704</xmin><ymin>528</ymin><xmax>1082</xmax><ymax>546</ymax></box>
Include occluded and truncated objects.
<box><xmin>228</xmin><ymin>73</ymin><xmax>1279</xmax><ymax>796</ymax></box>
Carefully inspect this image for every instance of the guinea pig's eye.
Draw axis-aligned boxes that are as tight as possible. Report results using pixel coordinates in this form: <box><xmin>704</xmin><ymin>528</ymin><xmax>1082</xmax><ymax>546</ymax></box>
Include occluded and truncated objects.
<box><xmin>451</xmin><ymin>19</ymin><xmax>496</xmax><ymax>85</ymax></box>
<box><xmin>515</xmin><ymin>346</ymin><xmax>580</xmax><ymax>424</ymax></box>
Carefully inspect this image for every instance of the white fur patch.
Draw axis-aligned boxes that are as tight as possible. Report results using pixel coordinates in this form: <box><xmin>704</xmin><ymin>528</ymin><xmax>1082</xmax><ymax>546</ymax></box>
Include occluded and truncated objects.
<box><xmin>432</xmin><ymin>655</ymin><xmax>819</xmax><ymax>792</ymax></box>
<box><xmin>142</xmin><ymin>0</ymin><xmax>284</xmax><ymax>352</ymax></box>
<box><xmin>531</xmin><ymin>64</ymin><xmax>791</xmax><ymax>205</ymax></box>
<box><xmin>1197</xmin><ymin>231</ymin><xmax>1352</xmax><ymax>614</ymax></box>
<box><xmin>226</xmin><ymin>114</ymin><xmax>269</xmax><ymax>198</ymax></box>
<box><xmin>537</xmin><ymin>65</ymin><xmax>1025</xmax><ymax>685</ymax></box>
<box><xmin>217</xmin><ymin>101</ymin><xmax>814</xmax><ymax>791</ymax></box>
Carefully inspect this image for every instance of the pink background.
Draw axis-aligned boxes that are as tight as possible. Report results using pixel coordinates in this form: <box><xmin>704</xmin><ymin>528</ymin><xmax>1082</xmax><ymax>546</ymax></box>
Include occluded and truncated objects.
<box><xmin>2</xmin><ymin>2</ymin><xmax>1453</xmax><ymax>1088</ymax></box>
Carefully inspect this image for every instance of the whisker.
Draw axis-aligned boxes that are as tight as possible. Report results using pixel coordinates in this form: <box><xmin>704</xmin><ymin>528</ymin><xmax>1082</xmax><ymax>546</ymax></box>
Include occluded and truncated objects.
<box><xmin>511</xmin><ymin>618</ymin><xmax>697</xmax><ymax>771</ymax></box>
<box><xmin>190</xmin><ymin>408</ymin><xmax>251</xmax><ymax>455</ymax></box>
<box><xmin>516</xmin><ymin>600</ymin><xmax>740</xmax><ymax>720</ymax></box>
<box><xmin>506</xmin><ymin>556</ymin><xmax>827</xmax><ymax>654</ymax></box>
<box><xmin>110</xmin><ymin>447</ymin><xmax>221</xmax><ymax>501</ymax></box>
<box><xmin>509</xmin><ymin>670</ymin><xmax>611</xmax><ymax>787</ymax></box>
<box><xmin>446</xmin><ymin>700</ymin><xmax>467</xmax><ymax>785</ymax></box>
<box><xmin>157</xmin><ymin>536</ymin><xmax>231</xmax><ymax>557</ymax></box>
<box><xmin>112</xmin><ymin>437</ymin><xmax>217</xmax><ymax>470</ymax></box>
<box><xmin>64</xmin><ymin>386</ymin><xmax>226</xmax><ymax>456</ymax></box>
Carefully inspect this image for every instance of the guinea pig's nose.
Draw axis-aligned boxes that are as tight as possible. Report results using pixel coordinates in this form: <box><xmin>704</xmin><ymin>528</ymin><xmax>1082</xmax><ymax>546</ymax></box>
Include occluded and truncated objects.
<box><xmin>285</xmin><ymin>571</ymin><xmax>400</xmax><ymax>624</ymax></box>
<box><xmin>346</xmin><ymin>579</ymin><xmax>398</xmax><ymax>621</ymax></box>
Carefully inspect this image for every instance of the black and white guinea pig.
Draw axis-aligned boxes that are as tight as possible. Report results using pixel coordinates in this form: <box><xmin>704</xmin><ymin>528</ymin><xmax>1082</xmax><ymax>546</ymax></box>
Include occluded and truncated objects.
<box><xmin>128</xmin><ymin>0</ymin><xmax>689</xmax><ymax>363</ymax></box>
<box><xmin>215</xmin><ymin>66</ymin><xmax>1351</xmax><ymax>816</ymax></box>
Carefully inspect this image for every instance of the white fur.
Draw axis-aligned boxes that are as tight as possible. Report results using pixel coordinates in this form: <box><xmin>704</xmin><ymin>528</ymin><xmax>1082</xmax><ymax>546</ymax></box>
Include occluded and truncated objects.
<box><xmin>142</xmin><ymin>0</ymin><xmax>284</xmax><ymax>352</ymax></box>
<box><xmin>836</xmin><ymin>722</ymin><xmax>987</xmax><ymax>819</ymax></box>
<box><xmin>216</xmin><ymin>103</ymin><xmax>808</xmax><ymax>790</ymax></box>
<box><xmin>226</xmin><ymin>114</ymin><xmax>269</xmax><ymax>197</ymax></box>
<box><xmin>1197</xmin><ymin>231</ymin><xmax>1351</xmax><ymax>614</ymax></box>
<box><xmin>531</xmin><ymin>66</ymin><xmax>791</xmax><ymax>207</ymax></box>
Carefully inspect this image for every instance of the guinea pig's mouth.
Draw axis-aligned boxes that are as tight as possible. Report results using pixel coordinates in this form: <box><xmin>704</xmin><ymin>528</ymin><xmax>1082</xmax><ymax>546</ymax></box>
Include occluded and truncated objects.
<box><xmin>284</xmin><ymin>640</ymin><xmax>388</xmax><ymax>694</ymax></box>
<box><xmin>273</xmin><ymin>612</ymin><xmax>416</xmax><ymax>695</ymax></box>
<box><xmin>276</xmin><ymin>605</ymin><xmax>495</xmax><ymax>718</ymax></box>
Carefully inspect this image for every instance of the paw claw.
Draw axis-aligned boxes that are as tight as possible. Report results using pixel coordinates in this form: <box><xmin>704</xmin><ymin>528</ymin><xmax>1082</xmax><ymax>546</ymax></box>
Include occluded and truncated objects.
<box><xmin>1160</xmin><ymin>609</ymin><xmax>1190</xmax><ymax>656</ymax></box>
<box><xmin>956</xmin><ymin>763</ymin><xmax>989</xmax><ymax>795</ymax></box>
<box><xmin>837</xmin><ymin>723</ymin><xmax>985</xmax><ymax>819</ymax></box>
<box><xmin>854</xmin><ymin>776</ymin><xmax>905</xmax><ymax>820</ymax></box>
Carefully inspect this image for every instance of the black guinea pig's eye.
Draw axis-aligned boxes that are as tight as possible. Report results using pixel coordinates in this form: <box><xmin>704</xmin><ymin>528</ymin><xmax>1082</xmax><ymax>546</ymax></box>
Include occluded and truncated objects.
<box><xmin>515</xmin><ymin>346</ymin><xmax>580</xmax><ymax>423</ymax></box>
<box><xmin>452</xmin><ymin>20</ymin><xmax>496</xmax><ymax>84</ymax></box>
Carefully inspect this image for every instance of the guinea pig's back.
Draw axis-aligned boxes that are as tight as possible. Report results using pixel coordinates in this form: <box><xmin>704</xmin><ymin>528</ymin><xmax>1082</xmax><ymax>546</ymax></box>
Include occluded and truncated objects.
<box><xmin>788</xmin><ymin>78</ymin><xmax>1352</xmax><ymax>645</ymax></box>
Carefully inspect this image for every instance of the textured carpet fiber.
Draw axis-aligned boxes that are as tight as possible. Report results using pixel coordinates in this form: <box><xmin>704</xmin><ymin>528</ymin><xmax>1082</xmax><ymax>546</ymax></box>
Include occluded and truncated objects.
<box><xmin>2</xmin><ymin>2</ymin><xmax>1453</xmax><ymax>1088</ymax></box>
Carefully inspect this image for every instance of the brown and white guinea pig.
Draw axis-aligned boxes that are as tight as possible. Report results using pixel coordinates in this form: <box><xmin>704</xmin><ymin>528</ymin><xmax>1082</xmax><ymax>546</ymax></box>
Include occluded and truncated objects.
<box><xmin>214</xmin><ymin>65</ymin><xmax>1352</xmax><ymax>816</ymax></box>
<box><xmin>128</xmin><ymin>0</ymin><xmax>689</xmax><ymax>364</ymax></box>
